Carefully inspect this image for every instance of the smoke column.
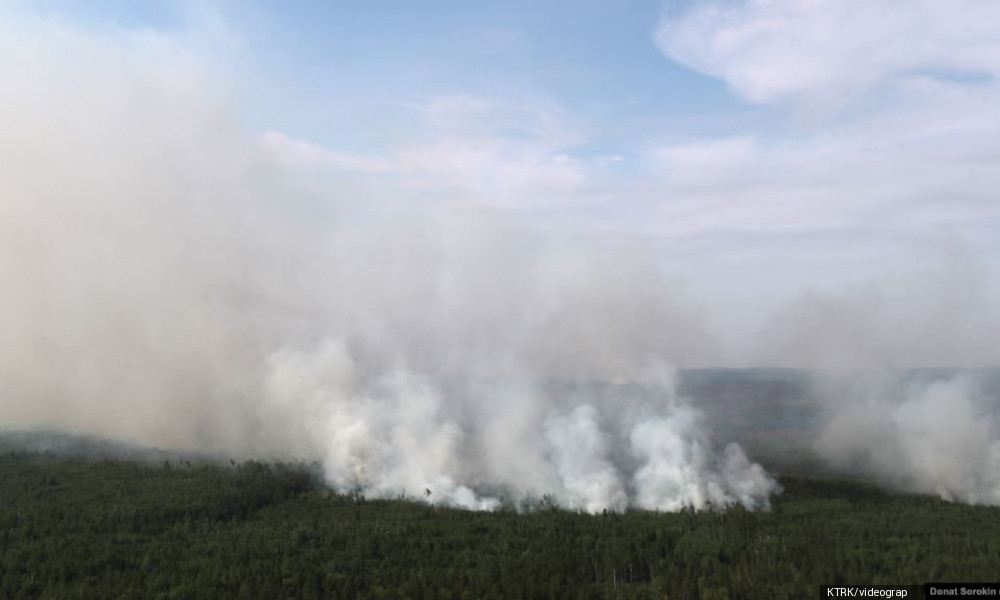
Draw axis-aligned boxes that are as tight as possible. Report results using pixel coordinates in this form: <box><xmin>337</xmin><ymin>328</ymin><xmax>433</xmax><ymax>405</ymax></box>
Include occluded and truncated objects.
<box><xmin>0</xmin><ymin>15</ymin><xmax>778</xmax><ymax>511</ymax></box>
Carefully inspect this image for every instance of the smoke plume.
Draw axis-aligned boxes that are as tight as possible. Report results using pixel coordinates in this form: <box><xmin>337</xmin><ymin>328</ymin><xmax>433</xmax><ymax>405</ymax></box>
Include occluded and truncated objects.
<box><xmin>812</xmin><ymin>372</ymin><xmax>1000</xmax><ymax>505</ymax></box>
<box><xmin>0</xmin><ymin>15</ymin><xmax>778</xmax><ymax>512</ymax></box>
<box><xmin>753</xmin><ymin>258</ymin><xmax>1000</xmax><ymax>505</ymax></box>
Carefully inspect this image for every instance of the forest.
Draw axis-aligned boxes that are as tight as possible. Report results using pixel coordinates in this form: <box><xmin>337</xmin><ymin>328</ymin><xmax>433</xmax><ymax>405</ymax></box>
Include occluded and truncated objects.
<box><xmin>2</xmin><ymin>451</ymin><xmax>998</xmax><ymax>599</ymax></box>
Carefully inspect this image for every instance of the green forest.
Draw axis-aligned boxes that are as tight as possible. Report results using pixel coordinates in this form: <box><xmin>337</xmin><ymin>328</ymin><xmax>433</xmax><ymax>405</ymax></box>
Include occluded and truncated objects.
<box><xmin>2</xmin><ymin>452</ymin><xmax>998</xmax><ymax>599</ymax></box>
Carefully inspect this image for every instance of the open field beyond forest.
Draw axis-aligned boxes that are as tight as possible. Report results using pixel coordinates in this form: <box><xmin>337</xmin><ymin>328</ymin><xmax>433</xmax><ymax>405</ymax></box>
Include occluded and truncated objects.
<box><xmin>2</xmin><ymin>450</ymin><xmax>999</xmax><ymax>600</ymax></box>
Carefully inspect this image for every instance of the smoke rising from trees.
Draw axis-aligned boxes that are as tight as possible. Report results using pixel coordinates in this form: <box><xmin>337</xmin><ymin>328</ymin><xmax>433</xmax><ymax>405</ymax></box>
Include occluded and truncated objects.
<box><xmin>2</xmin><ymin>11</ymin><xmax>997</xmax><ymax>511</ymax></box>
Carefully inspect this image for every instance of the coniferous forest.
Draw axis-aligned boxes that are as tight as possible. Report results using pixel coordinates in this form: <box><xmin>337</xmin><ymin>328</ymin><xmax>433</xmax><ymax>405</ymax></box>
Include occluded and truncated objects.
<box><xmin>2</xmin><ymin>452</ymin><xmax>999</xmax><ymax>599</ymax></box>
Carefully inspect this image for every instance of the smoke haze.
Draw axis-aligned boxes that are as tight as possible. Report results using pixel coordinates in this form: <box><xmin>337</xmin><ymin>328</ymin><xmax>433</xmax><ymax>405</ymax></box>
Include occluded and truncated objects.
<box><xmin>813</xmin><ymin>372</ymin><xmax>1000</xmax><ymax>505</ymax></box>
<box><xmin>2</xmin><ymin>8</ymin><xmax>998</xmax><ymax>511</ymax></box>
<box><xmin>0</xmin><ymin>14</ymin><xmax>779</xmax><ymax>512</ymax></box>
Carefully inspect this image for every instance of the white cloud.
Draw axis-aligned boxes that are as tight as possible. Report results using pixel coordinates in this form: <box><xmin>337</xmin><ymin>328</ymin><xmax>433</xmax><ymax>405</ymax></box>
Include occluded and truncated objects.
<box><xmin>266</xmin><ymin>94</ymin><xmax>594</xmax><ymax>209</ymax></box>
<box><xmin>646</xmin><ymin>136</ymin><xmax>756</xmax><ymax>188</ymax></box>
<box><xmin>657</xmin><ymin>0</ymin><xmax>1000</xmax><ymax>106</ymax></box>
<box><xmin>260</xmin><ymin>131</ymin><xmax>391</xmax><ymax>173</ymax></box>
<box><xmin>640</xmin><ymin>1</ymin><xmax>1000</xmax><ymax>358</ymax></box>
<box><xmin>645</xmin><ymin>1</ymin><xmax>1000</xmax><ymax>240</ymax></box>
<box><xmin>393</xmin><ymin>95</ymin><xmax>592</xmax><ymax>208</ymax></box>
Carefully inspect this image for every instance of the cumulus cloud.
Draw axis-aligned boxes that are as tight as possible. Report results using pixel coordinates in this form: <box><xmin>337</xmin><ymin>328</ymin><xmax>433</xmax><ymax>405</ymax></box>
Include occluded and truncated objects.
<box><xmin>653</xmin><ymin>0</ymin><xmax>1000</xmax><ymax>233</ymax></box>
<box><xmin>657</xmin><ymin>0</ymin><xmax>1000</xmax><ymax>106</ymax></box>
<box><xmin>646</xmin><ymin>0</ymin><xmax>1000</xmax><ymax>240</ymax></box>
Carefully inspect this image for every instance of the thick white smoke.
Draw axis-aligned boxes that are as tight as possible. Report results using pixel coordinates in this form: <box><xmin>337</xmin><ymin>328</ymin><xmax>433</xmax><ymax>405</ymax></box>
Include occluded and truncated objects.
<box><xmin>0</xmin><ymin>14</ymin><xmax>777</xmax><ymax>512</ymax></box>
<box><xmin>260</xmin><ymin>340</ymin><xmax>777</xmax><ymax>511</ymax></box>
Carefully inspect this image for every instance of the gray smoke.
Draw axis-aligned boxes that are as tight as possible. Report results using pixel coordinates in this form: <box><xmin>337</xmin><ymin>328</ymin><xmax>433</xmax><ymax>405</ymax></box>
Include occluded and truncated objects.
<box><xmin>0</xmin><ymin>15</ymin><xmax>777</xmax><ymax>512</ymax></box>
<box><xmin>755</xmin><ymin>264</ymin><xmax>1000</xmax><ymax>505</ymax></box>
<box><xmin>813</xmin><ymin>372</ymin><xmax>1000</xmax><ymax>505</ymax></box>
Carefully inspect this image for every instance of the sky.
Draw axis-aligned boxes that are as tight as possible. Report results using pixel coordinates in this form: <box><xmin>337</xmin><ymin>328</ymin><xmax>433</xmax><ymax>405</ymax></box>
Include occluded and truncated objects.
<box><xmin>4</xmin><ymin>0</ymin><xmax>1000</xmax><ymax>367</ymax></box>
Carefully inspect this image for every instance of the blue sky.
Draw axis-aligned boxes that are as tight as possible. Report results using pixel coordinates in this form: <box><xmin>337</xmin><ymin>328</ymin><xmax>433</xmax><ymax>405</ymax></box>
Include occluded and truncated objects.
<box><xmin>4</xmin><ymin>0</ymin><xmax>1000</xmax><ymax>366</ymax></box>
<box><xmin>18</xmin><ymin>0</ymin><xmax>756</xmax><ymax>149</ymax></box>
